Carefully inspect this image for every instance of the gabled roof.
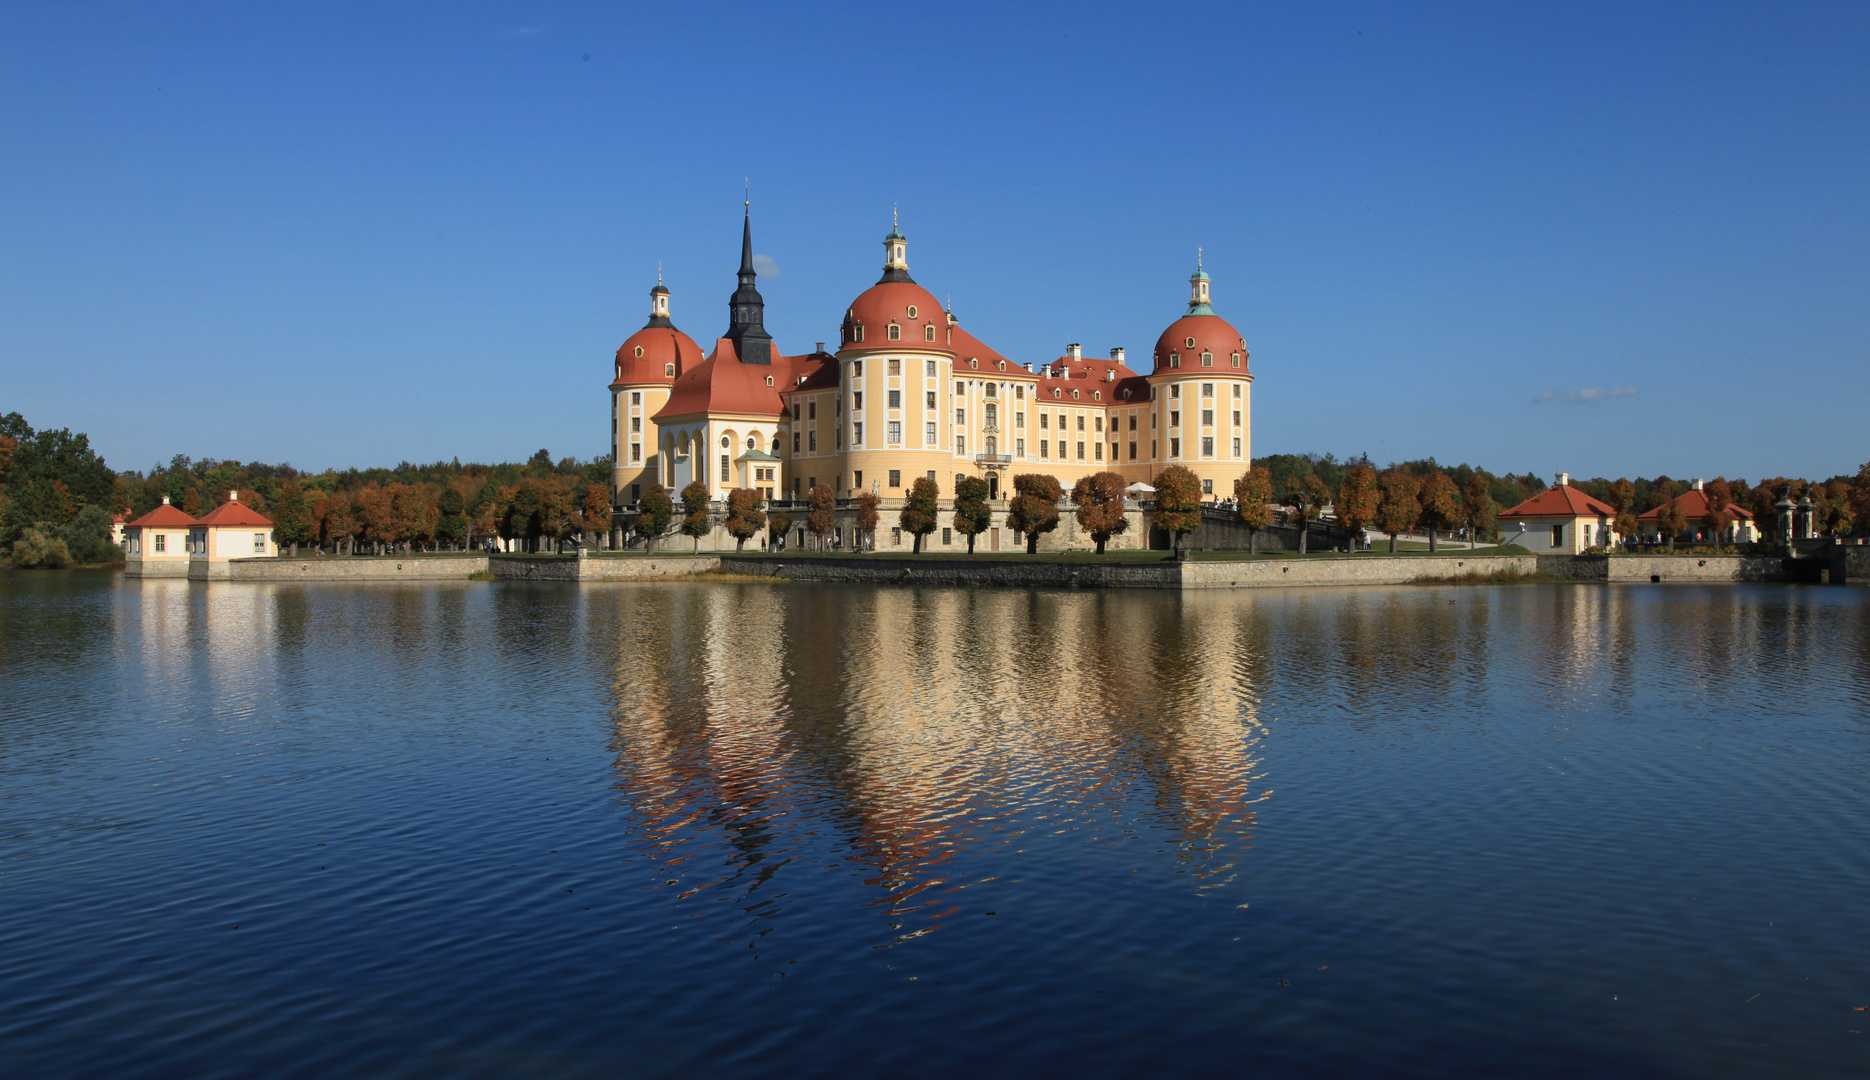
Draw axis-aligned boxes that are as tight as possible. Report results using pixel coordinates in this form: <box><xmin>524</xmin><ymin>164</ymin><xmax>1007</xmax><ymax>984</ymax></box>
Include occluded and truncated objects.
<box><xmin>126</xmin><ymin>501</ymin><xmax>198</xmax><ymax>529</ymax></box>
<box><xmin>1637</xmin><ymin>489</ymin><xmax>1753</xmax><ymax>521</ymax></box>
<box><xmin>1499</xmin><ymin>484</ymin><xmax>1617</xmax><ymax>519</ymax></box>
<box><xmin>655</xmin><ymin>338</ymin><xmax>804</xmax><ymax>421</ymax></box>
<box><xmin>735</xmin><ymin>448</ymin><xmax>780</xmax><ymax>462</ymax></box>
<box><xmin>195</xmin><ymin>495</ymin><xmax>273</xmax><ymax>527</ymax></box>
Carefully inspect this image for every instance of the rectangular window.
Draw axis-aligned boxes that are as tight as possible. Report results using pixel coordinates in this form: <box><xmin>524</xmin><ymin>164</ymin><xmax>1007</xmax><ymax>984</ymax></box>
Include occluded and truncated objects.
<box><xmin>632</xmin><ymin>484</ymin><xmax>641</xmax><ymax>501</ymax></box>
<box><xmin>1201</xmin><ymin>436</ymin><xmax>1214</xmax><ymax>457</ymax></box>
<box><xmin>1015</xmin><ymin>411</ymin><xmax>1025</xmax><ymax>429</ymax></box>
<box><xmin>1202</xmin><ymin>383</ymin><xmax>1214</xmax><ymax>397</ymax></box>
<box><xmin>808</xmin><ymin>431</ymin><xmax>817</xmax><ymax>451</ymax></box>
<box><xmin>892</xmin><ymin>526</ymin><xmax>902</xmax><ymax>544</ymax></box>
<box><xmin>1040</xmin><ymin>441</ymin><xmax>1050</xmax><ymax>459</ymax></box>
<box><xmin>955</xmin><ymin>436</ymin><xmax>965</xmax><ymax>455</ymax></box>
<box><xmin>1152</xmin><ymin>440</ymin><xmax>1158</xmax><ymax>457</ymax></box>
<box><xmin>853</xmin><ymin>391</ymin><xmax>863</xmax><ymax>409</ymax></box>
<box><xmin>888</xmin><ymin>421</ymin><xmax>901</xmax><ymax>444</ymax></box>
<box><xmin>887</xmin><ymin>324</ymin><xmax>900</xmax><ymax>340</ymax></box>
<box><xmin>854</xmin><ymin>361</ymin><xmax>863</xmax><ymax>377</ymax></box>
<box><xmin>925</xmin><ymin>422</ymin><xmax>937</xmax><ymax>445</ymax></box>
<box><xmin>254</xmin><ymin>533</ymin><xmax>266</xmax><ymax>553</ymax></box>
<box><xmin>854</xmin><ymin>470</ymin><xmax>863</xmax><ymax>490</ymax></box>
<box><xmin>1129</xmin><ymin>441</ymin><xmax>1138</xmax><ymax>460</ymax></box>
<box><xmin>631</xmin><ymin>416</ymin><xmax>641</xmax><ymax>432</ymax></box>
<box><xmin>888</xmin><ymin>389</ymin><xmax>901</xmax><ymax>408</ymax></box>
<box><xmin>888</xmin><ymin>358</ymin><xmax>901</xmax><ymax>375</ymax></box>
<box><xmin>985</xmin><ymin>403</ymin><xmax>997</xmax><ymax>426</ymax></box>
<box><xmin>1129</xmin><ymin>414</ymin><xmax>1137</xmax><ymax>430</ymax></box>
<box><xmin>1039</xmin><ymin>412</ymin><xmax>1049</xmax><ymax>429</ymax></box>
<box><xmin>853</xmin><ymin>422</ymin><xmax>863</xmax><ymax>445</ymax></box>
<box><xmin>793</xmin><ymin>432</ymin><xmax>800</xmax><ymax>452</ymax></box>
<box><xmin>1170</xmin><ymin>384</ymin><xmax>1180</xmax><ymax>398</ymax></box>
<box><xmin>889</xmin><ymin>470</ymin><xmax>901</xmax><ymax>488</ymax></box>
<box><xmin>926</xmin><ymin>360</ymin><xmax>936</xmax><ymax>377</ymax></box>
<box><xmin>1170</xmin><ymin>411</ymin><xmax>1180</xmax><ymax>427</ymax></box>
<box><xmin>632</xmin><ymin>443</ymin><xmax>642</xmax><ymax>462</ymax></box>
<box><xmin>1202</xmin><ymin>409</ymin><xmax>1214</xmax><ymax>426</ymax></box>
<box><xmin>925</xmin><ymin>390</ymin><xmax>936</xmax><ymax>409</ymax></box>
<box><xmin>1094</xmin><ymin>442</ymin><xmax>1103</xmax><ymax>460</ymax></box>
<box><xmin>721</xmin><ymin>455</ymin><xmax>730</xmax><ymax>482</ymax></box>
<box><xmin>942</xmin><ymin>527</ymin><xmax>953</xmax><ymax>545</ymax></box>
<box><xmin>155</xmin><ymin>534</ymin><xmax>165</xmax><ymax>553</ymax></box>
<box><xmin>925</xmin><ymin>324</ymin><xmax>936</xmax><ymax>342</ymax></box>
<box><xmin>1202</xmin><ymin>479</ymin><xmax>1214</xmax><ymax>495</ymax></box>
<box><xmin>1233</xmin><ymin>383</ymin><xmax>1242</xmax><ymax>398</ymax></box>
<box><xmin>1075</xmin><ymin>414</ymin><xmax>1085</xmax><ymax>431</ymax></box>
<box><xmin>1553</xmin><ymin>524</ymin><xmax>1565</xmax><ymax>547</ymax></box>
<box><xmin>631</xmin><ymin>392</ymin><xmax>641</xmax><ymax>405</ymax></box>
<box><xmin>1095</xmin><ymin>416</ymin><xmax>1104</xmax><ymax>432</ymax></box>
<box><xmin>1016</xmin><ymin>438</ymin><xmax>1025</xmax><ymax>457</ymax></box>
<box><xmin>808</xmin><ymin>401</ymin><xmax>816</xmax><ymax>420</ymax></box>
<box><xmin>955</xmin><ymin>382</ymin><xmax>964</xmax><ymax>396</ymax></box>
<box><xmin>1232</xmin><ymin>410</ymin><xmax>1241</xmax><ymax>426</ymax></box>
<box><xmin>1170</xmin><ymin>438</ymin><xmax>1180</xmax><ymax>457</ymax></box>
<box><xmin>1076</xmin><ymin>441</ymin><xmax>1086</xmax><ymax>460</ymax></box>
<box><xmin>955</xmin><ymin>408</ymin><xmax>965</xmax><ymax>425</ymax></box>
<box><xmin>1232</xmin><ymin>437</ymin><xmax>1241</xmax><ymax>456</ymax></box>
<box><xmin>1015</xmin><ymin>385</ymin><xmax>1025</xmax><ymax>400</ymax></box>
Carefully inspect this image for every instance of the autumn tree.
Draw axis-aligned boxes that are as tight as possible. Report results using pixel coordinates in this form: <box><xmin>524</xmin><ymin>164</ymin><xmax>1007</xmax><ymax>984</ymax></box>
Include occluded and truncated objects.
<box><xmin>1071</xmin><ymin>470</ymin><xmax>1129</xmax><ymax>554</ymax></box>
<box><xmin>767</xmin><ymin>511</ymin><xmax>793</xmax><ymax>548</ymax></box>
<box><xmin>1658</xmin><ymin>501</ymin><xmax>1688</xmax><ymax>551</ymax></box>
<box><xmin>854</xmin><ymin>491</ymin><xmax>880</xmax><ymax>550</ymax></box>
<box><xmin>806</xmin><ymin>483</ymin><xmax>837</xmax><ymax>550</ymax></box>
<box><xmin>1463</xmin><ymin>473</ymin><xmax>1498</xmax><ymax>545</ymax></box>
<box><xmin>1334</xmin><ymin>465</ymin><xmax>1379</xmax><ymax>552</ymax></box>
<box><xmin>182</xmin><ymin>487</ymin><xmax>202</xmax><ymax>517</ymax></box>
<box><xmin>634</xmin><ymin>483</ymin><xmax>673</xmax><ymax>554</ymax></box>
<box><xmin>1418</xmin><ymin>472</ymin><xmax>1460</xmax><ymax>553</ymax></box>
<box><xmin>1826</xmin><ymin>479</ymin><xmax>1854</xmax><ymax>536</ymax></box>
<box><xmin>1153</xmin><ymin>465</ymin><xmax>1203</xmax><ymax>553</ymax></box>
<box><xmin>1852</xmin><ymin>462</ymin><xmax>1870</xmax><ymax>536</ymax></box>
<box><xmin>316</xmin><ymin>490</ymin><xmax>355</xmax><ymax>554</ymax></box>
<box><xmin>1006</xmin><ymin>473</ymin><xmax>1062</xmax><ymax>553</ymax></box>
<box><xmin>679</xmin><ymin>481</ymin><xmax>712</xmax><ymax>552</ymax></box>
<box><xmin>898</xmin><ymin>477</ymin><xmax>939</xmax><ymax>552</ymax></box>
<box><xmin>1296</xmin><ymin>474</ymin><xmax>1332</xmax><ymax>555</ymax></box>
<box><xmin>434</xmin><ymin>487</ymin><xmax>467</xmax><ymax>549</ymax></box>
<box><xmin>582</xmin><ymin>483</ymin><xmax>612</xmax><ymax>548</ymax></box>
<box><xmin>953</xmin><ymin>476</ymin><xmax>992</xmax><ymax>553</ymax></box>
<box><xmin>1703</xmin><ymin>479</ymin><xmax>1733</xmax><ymax>545</ymax></box>
<box><xmin>1233</xmin><ymin>466</ymin><xmax>1274</xmax><ymax>554</ymax></box>
<box><xmin>724</xmin><ymin>488</ymin><xmax>767</xmax><ymax>552</ymax></box>
<box><xmin>274</xmin><ymin>479</ymin><xmax>313</xmax><ymax>556</ymax></box>
<box><xmin>1374</xmin><ymin>470</ymin><xmax>1422</xmax><ymax>553</ymax></box>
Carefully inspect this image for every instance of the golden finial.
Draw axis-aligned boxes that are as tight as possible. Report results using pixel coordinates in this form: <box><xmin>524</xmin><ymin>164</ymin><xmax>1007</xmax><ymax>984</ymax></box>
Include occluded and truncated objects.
<box><xmin>894</xmin><ymin>203</ymin><xmax>899</xmax><ymax>229</ymax></box>
<box><xmin>744</xmin><ymin>178</ymin><xmax>749</xmax><ymax>208</ymax></box>
<box><xmin>657</xmin><ymin>261</ymin><xmax>662</xmax><ymax>284</ymax></box>
<box><xmin>1197</xmin><ymin>246</ymin><xmax>1203</xmax><ymax>269</ymax></box>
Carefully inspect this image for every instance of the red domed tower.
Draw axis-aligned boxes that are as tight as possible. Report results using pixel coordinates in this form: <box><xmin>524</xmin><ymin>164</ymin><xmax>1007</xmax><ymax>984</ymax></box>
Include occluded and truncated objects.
<box><xmin>1146</xmin><ymin>254</ymin><xmax>1253</xmax><ymax>500</ymax></box>
<box><xmin>611</xmin><ymin>273</ymin><xmax>704</xmax><ymax>506</ymax></box>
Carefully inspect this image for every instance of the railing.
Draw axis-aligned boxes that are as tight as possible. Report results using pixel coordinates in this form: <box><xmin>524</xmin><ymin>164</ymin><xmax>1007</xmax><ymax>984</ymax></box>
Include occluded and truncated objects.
<box><xmin>975</xmin><ymin>454</ymin><xmax>1012</xmax><ymax>464</ymax></box>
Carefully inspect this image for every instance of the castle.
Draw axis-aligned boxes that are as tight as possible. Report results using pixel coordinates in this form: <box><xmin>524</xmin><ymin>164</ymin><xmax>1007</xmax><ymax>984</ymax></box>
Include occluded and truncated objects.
<box><xmin>607</xmin><ymin>210</ymin><xmax>1253</xmax><ymax>549</ymax></box>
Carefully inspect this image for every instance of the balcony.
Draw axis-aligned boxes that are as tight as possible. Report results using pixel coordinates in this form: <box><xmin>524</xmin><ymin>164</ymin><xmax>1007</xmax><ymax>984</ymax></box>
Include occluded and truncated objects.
<box><xmin>975</xmin><ymin>453</ymin><xmax>1012</xmax><ymax>465</ymax></box>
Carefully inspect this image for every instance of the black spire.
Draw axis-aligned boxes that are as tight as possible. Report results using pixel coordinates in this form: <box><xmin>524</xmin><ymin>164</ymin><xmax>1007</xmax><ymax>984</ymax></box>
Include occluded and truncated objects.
<box><xmin>725</xmin><ymin>204</ymin><xmax>772</xmax><ymax>365</ymax></box>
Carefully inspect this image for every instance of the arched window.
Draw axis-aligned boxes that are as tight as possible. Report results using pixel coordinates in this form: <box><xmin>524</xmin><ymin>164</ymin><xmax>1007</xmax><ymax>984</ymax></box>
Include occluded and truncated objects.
<box><xmin>765</xmin><ymin>375</ymin><xmax>774</xmax><ymax>386</ymax></box>
<box><xmin>1071</xmin><ymin>389</ymin><xmax>1080</xmax><ymax>400</ymax></box>
<box><xmin>1201</xmin><ymin>352</ymin><xmax>1213</xmax><ymax>367</ymax></box>
<box><xmin>996</xmin><ymin>360</ymin><xmax>1006</xmax><ymax>370</ymax></box>
<box><xmin>887</xmin><ymin>323</ymin><xmax>901</xmax><ymax>341</ymax></box>
<box><xmin>665</xmin><ymin>363</ymin><xmax>675</xmax><ymax>376</ymax></box>
<box><xmin>1093</xmin><ymin>391</ymin><xmax>1101</xmax><ymax>401</ymax></box>
<box><xmin>1231</xmin><ymin>352</ymin><xmax>1241</xmax><ymax>368</ymax></box>
<box><xmin>1052</xmin><ymin>388</ymin><xmax>1061</xmax><ymax>399</ymax></box>
<box><xmin>925</xmin><ymin>324</ymin><xmax>935</xmax><ymax>341</ymax></box>
<box><xmin>969</xmin><ymin>358</ymin><xmax>978</xmax><ymax>369</ymax></box>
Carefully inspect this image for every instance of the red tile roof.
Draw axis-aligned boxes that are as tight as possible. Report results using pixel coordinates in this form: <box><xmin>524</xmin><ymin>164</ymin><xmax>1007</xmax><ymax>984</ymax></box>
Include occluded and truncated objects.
<box><xmin>195</xmin><ymin>496</ymin><xmax>273</xmax><ymax>527</ymax></box>
<box><xmin>126</xmin><ymin>501</ymin><xmax>198</xmax><ymax>529</ymax></box>
<box><xmin>1499</xmin><ymin>485</ymin><xmax>1617</xmax><ymax>519</ymax></box>
<box><xmin>1637</xmin><ymin>489</ymin><xmax>1753</xmax><ymax>521</ymax></box>
<box><xmin>655</xmin><ymin>339</ymin><xmax>811</xmax><ymax>420</ymax></box>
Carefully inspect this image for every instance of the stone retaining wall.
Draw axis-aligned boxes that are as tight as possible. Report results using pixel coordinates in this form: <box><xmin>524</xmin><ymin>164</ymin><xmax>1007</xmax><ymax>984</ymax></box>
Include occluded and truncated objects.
<box><xmin>494</xmin><ymin>555</ymin><xmax>722</xmax><ymax>581</ymax></box>
<box><xmin>228</xmin><ymin>555</ymin><xmax>490</xmax><ymax>581</ymax></box>
<box><xmin>1182</xmin><ymin>555</ymin><xmax>1539</xmax><ymax>589</ymax></box>
<box><xmin>1603</xmin><ymin>555</ymin><xmax>1789</xmax><ymax>583</ymax></box>
<box><xmin>725</xmin><ymin>556</ymin><xmax>1180</xmax><ymax>589</ymax></box>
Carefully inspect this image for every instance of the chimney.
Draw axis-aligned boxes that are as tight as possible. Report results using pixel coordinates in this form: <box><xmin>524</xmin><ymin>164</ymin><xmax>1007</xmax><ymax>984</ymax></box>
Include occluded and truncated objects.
<box><xmin>161</xmin><ymin>495</ymin><xmax>170</xmax><ymax>505</ymax></box>
<box><xmin>1692</xmin><ymin>478</ymin><xmax>1704</xmax><ymax>491</ymax></box>
<box><xmin>815</xmin><ymin>342</ymin><xmax>824</xmax><ymax>354</ymax></box>
<box><xmin>1556</xmin><ymin>472</ymin><xmax>1569</xmax><ymax>487</ymax></box>
<box><xmin>1066</xmin><ymin>343</ymin><xmax>1081</xmax><ymax>361</ymax></box>
<box><xmin>1104</xmin><ymin>368</ymin><xmax>1116</xmax><ymax>382</ymax></box>
<box><xmin>228</xmin><ymin>490</ymin><xmax>239</xmax><ymax>503</ymax></box>
<box><xmin>1024</xmin><ymin>363</ymin><xmax>1034</xmax><ymax>373</ymax></box>
<box><xmin>1110</xmin><ymin>347</ymin><xmax>1125</xmax><ymax>365</ymax></box>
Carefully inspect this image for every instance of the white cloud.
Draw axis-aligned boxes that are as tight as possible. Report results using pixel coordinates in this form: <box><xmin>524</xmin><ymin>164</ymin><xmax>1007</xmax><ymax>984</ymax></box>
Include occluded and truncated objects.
<box><xmin>1530</xmin><ymin>387</ymin><xmax>1639</xmax><ymax>405</ymax></box>
<box><xmin>751</xmin><ymin>254</ymin><xmax>780</xmax><ymax>278</ymax></box>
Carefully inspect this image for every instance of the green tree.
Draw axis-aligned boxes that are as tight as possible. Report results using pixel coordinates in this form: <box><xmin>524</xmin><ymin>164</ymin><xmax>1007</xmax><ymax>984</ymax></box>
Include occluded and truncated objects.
<box><xmin>854</xmin><ymin>491</ymin><xmax>880</xmax><ymax>550</ymax></box>
<box><xmin>10</xmin><ymin>525</ymin><xmax>70</xmax><ymax>568</ymax></box>
<box><xmin>952</xmin><ymin>476</ymin><xmax>992</xmax><ymax>553</ymax></box>
<box><xmin>275</xmin><ymin>479</ymin><xmax>315</xmax><ymax>555</ymax></box>
<box><xmin>433</xmin><ymin>487</ymin><xmax>467</xmax><ymax>550</ymax></box>
<box><xmin>1334</xmin><ymin>465</ymin><xmax>1379</xmax><ymax>551</ymax></box>
<box><xmin>724</xmin><ymin>488</ymin><xmax>767</xmax><ymax>552</ymax></box>
<box><xmin>807</xmin><ymin>483</ymin><xmax>837</xmax><ymax>549</ymax></box>
<box><xmin>1853</xmin><ymin>462</ymin><xmax>1870</xmax><ymax>537</ymax></box>
<box><xmin>1233</xmin><ymin>465</ymin><xmax>1274</xmax><ymax>554</ymax></box>
<box><xmin>1071</xmin><ymin>471</ymin><xmax>1129</xmax><ymax>554</ymax></box>
<box><xmin>634</xmin><ymin>483</ymin><xmax>674</xmax><ymax>554</ymax></box>
<box><xmin>1825</xmin><ymin>479</ymin><xmax>1854</xmax><ymax>536</ymax></box>
<box><xmin>1153</xmin><ymin>465</ymin><xmax>1203</xmax><ymax>553</ymax></box>
<box><xmin>1006</xmin><ymin>473</ymin><xmax>1062</xmax><ymax>554</ymax></box>
<box><xmin>898</xmin><ymin>477</ymin><xmax>939</xmax><ymax>552</ymax></box>
<box><xmin>679</xmin><ymin>481</ymin><xmax>712</xmax><ymax>552</ymax></box>
<box><xmin>59</xmin><ymin>504</ymin><xmax>116</xmax><ymax>563</ymax></box>
<box><xmin>1375</xmin><ymin>470</ymin><xmax>1422</xmax><ymax>553</ymax></box>
<box><xmin>1297</xmin><ymin>474</ymin><xmax>1332</xmax><ymax>554</ymax></box>
<box><xmin>1418</xmin><ymin>472</ymin><xmax>1460</xmax><ymax>553</ymax></box>
<box><xmin>1463</xmin><ymin>473</ymin><xmax>1498</xmax><ymax>544</ymax></box>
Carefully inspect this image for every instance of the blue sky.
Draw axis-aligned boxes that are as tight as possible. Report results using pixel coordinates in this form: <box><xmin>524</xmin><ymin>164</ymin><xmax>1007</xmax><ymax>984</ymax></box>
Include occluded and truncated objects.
<box><xmin>2</xmin><ymin>2</ymin><xmax>1865</xmax><ymax>481</ymax></box>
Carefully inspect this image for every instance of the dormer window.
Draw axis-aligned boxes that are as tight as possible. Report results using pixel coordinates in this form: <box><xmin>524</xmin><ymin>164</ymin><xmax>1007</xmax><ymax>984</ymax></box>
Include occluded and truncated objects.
<box><xmin>906</xmin><ymin>305</ymin><xmax>918</xmax><ymax>318</ymax></box>
<box><xmin>1093</xmin><ymin>391</ymin><xmax>1101</xmax><ymax>401</ymax></box>
<box><xmin>1201</xmin><ymin>352</ymin><xmax>1213</xmax><ymax>367</ymax></box>
<box><xmin>664</xmin><ymin>363</ymin><xmax>676</xmax><ymax>376</ymax></box>
<box><xmin>1071</xmin><ymin>389</ymin><xmax>1080</xmax><ymax>400</ymax></box>
<box><xmin>1168</xmin><ymin>353</ymin><xmax>1180</xmax><ymax>369</ymax></box>
<box><xmin>634</xmin><ymin>345</ymin><xmax>644</xmax><ymax>357</ymax></box>
<box><xmin>1121</xmin><ymin>388</ymin><xmax>1132</xmax><ymax>400</ymax></box>
<box><xmin>996</xmin><ymin>361</ymin><xmax>1006</xmax><ymax>371</ymax></box>
<box><xmin>1184</xmin><ymin>336</ymin><xmax>1196</xmax><ymax>348</ymax></box>
<box><xmin>969</xmin><ymin>359</ymin><xmax>978</xmax><ymax>369</ymax></box>
<box><xmin>887</xmin><ymin>323</ymin><xmax>901</xmax><ymax>341</ymax></box>
<box><xmin>1052</xmin><ymin>388</ymin><xmax>1061</xmax><ymax>399</ymax></box>
<box><xmin>854</xmin><ymin>324</ymin><xmax>865</xmax><ymax>342</ymax></box>
<box><xmin>765</xmin><ymin>375</ymin><xmax>774</xmax><ymax>386</ymax></box>
<box><xmin>1231</xmin><ymin>352</ymin><xmax>1241</xmax><ymax>367</ymax></box>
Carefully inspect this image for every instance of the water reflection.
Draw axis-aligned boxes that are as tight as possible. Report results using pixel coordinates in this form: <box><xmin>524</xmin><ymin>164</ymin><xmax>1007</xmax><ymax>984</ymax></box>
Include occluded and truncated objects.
<box><xmin>599</xmin><ymin>585</ymin><xmax>1272</xmax><ymax>947</ymax></box>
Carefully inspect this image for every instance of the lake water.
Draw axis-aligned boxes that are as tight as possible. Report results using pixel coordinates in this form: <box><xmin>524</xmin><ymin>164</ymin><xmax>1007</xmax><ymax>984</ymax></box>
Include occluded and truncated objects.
<box><xmin>1</xmin><ymin>574</ymin><xmax>1867</xmax><ymax>1078</ymax></box>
